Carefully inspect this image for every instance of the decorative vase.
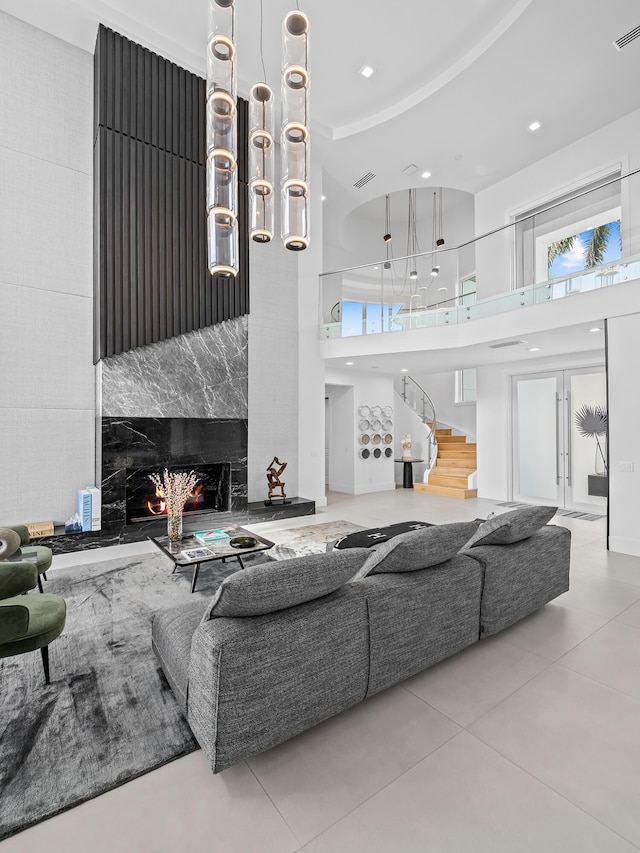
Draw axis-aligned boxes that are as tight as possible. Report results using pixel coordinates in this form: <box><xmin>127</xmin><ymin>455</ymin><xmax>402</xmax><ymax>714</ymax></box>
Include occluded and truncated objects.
<box><xmin>167</xmin><ymin>509</ymin><xmax>183</xmax><ymax>542</ymax></box>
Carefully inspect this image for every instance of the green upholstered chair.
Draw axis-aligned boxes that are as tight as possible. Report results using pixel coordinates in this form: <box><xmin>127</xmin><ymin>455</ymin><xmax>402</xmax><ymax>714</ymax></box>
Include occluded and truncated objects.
<box><xmin>0</xmin><ymin>529</ymin><xmax>66</xmax><ymax>684</ymax></box>
<box><xmin>5</xmin><ymin>524</ymin><xmax>53</xmax><ymax>593</ymax></box>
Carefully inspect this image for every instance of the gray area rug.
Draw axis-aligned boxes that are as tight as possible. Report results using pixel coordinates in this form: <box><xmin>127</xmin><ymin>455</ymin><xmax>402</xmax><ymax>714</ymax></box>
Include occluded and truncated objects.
<box><xmin>496</xmin><ymin>501</ymin><xmax>605</xmax><ymax>521</ymax></box>
<box><xmin>265</xmin><ymin>519</ymin><xmax>363</xmax><ymax>559</ymax></box>
<box><xmin>0</xmin><ymin>548</ymin><xmax>269</xmax><ymax>840</ymax></box>
<box><xmin>0</xmin><ymin>520</ymin><xmax>361</xmax><ymax>841</ymax></box>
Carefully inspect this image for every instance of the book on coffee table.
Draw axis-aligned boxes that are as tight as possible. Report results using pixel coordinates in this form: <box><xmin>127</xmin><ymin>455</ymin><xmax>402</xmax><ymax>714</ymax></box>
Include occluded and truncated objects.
<box><xmin>193</xmin><ymin>529</ymin><xmax>230</xmax><ymax>545</ymax></box>
<box><xmin>180</xmin><ymin>546</ymin><xmax>216</xmax><ymax>561</ymax></box>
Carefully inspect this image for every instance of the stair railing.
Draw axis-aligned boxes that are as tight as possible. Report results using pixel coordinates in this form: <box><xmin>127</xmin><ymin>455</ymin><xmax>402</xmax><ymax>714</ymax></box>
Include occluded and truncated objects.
<box><xmin>401</xmin><ymin>375</ymin><xmax>438</xmax><ymax>469</ymax></box>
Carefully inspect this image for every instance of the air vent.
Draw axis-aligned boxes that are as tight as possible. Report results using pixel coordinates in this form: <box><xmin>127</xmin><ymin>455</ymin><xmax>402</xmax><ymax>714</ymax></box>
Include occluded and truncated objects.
<box><xmin>353</xmin><ymin>171</ymin><xmax>375</xmax><ymax>189</ymax></box>
<box><xmin>614</xmin><ymin>25</ymin><xmax>640</xmax><ymax>50</ymax></box>
<box><xmin>401</xmin><ymin>164</ymin><xmax>418</xmax><ymax>176</ymax></box>
<box><xmin>489</xmin><ymin>340</ymin><xmax>527</xmax><ymax>349</ymax></box>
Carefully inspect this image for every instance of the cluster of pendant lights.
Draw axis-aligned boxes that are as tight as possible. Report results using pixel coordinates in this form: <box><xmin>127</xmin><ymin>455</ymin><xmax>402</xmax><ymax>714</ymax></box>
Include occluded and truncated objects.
<box><xmin>206</xmin><ymin>0</ymin><xmax>310</xmax><ymax>278</ymax></box>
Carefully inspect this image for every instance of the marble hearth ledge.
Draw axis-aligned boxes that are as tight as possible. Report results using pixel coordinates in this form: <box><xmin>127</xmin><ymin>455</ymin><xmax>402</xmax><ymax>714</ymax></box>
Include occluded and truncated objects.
<box><xmin>36</xmin><ymin>498</ymin><xmax>316</xmax><ymax>554</ymax></box>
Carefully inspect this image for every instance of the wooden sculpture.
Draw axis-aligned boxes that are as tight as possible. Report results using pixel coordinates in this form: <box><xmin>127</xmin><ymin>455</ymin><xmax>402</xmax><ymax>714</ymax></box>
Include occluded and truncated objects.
<box><xmin>266</xmin><ymin>457</ymin><xmax>288</xmax><ymax>500</ymax></box>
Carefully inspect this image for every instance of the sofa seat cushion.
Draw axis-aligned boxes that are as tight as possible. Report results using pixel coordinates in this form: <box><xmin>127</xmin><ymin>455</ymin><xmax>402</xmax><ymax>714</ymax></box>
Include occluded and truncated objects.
<box><xmin>152</xmin><ymin>600</ymin><xmax>209</xmax><ymax>713</ymax></box>
<box><xmin>0</xmin><ymin>527</ymin><xmax>22</xmax><ymax>560</ymax></box>
<box><xmin>204</xmin><ymin>548</ymin><xmax>370</xmax><ymax>619</ymax></box>
<box><xmin>356</xmin><ymin>521</ymin><xmax>481</xmax><ymax>576</ymax></box>
<box><xmin>464</xmin><ymin>505</ymin><xmax>557</xmax><ymax>548</ymax></box>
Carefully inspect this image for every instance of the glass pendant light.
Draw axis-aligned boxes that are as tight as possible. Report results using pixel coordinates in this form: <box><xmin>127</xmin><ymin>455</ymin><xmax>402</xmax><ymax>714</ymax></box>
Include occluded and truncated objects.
<box><xmin>206</xmin><ymin>0</ymin><xmax>238</xmax><ymax>277</ymax></box>
<box><xmin>249</xmin><ymin>1</ymin><xmax>274</xmax><ymax>243</ymax></box>
<box><xmin>281</xmin><ymin>9</ymin><xmax>310</xmax><ymax>251</ymax></box>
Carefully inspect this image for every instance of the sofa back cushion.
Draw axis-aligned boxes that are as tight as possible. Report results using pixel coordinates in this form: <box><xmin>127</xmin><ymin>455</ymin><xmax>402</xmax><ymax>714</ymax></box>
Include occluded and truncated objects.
<box><xmin>463</xmin><ymin>506</ymin><xmax>557</xmax><ymax>549</ymax></box>
<box><xmin>355</xmin><ymin>521</ymin><xmax>481</xmax><ymax>577</ymax></box>
<box><xmin>204</xmin><ymin>548</ymin><xmax>370</xmax><ymax>618</ymax></box>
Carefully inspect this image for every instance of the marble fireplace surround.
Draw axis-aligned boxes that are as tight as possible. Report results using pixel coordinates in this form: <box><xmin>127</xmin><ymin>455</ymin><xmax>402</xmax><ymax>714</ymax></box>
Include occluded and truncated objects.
<box><xmin>102</xmin><ymin>417</ymin><xmax>247</xmax><ymax>536</ymax></box>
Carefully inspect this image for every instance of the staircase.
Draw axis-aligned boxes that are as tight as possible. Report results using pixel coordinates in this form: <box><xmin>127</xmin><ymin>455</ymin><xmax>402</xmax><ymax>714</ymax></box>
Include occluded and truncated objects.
<box><xmin>414</xmin><ymin>428</ymin><xmax>478</xmax><ymax>499</ymax></box>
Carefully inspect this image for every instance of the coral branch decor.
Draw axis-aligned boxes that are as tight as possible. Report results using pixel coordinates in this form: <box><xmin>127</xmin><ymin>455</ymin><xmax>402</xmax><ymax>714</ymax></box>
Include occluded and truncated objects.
<box><xmin>148</xmin><ymin>469</ymin><xmax>200</xmax><ymax>542</ymax></box>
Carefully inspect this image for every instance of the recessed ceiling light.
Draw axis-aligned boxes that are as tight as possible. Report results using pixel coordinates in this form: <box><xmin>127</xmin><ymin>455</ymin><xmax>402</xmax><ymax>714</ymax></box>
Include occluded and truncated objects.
<box><xmin>589</xmin><ymin>326</ymin><xmax>602</xmax><ymax>332</ymax></box>
<box><xmin>401</xmin><ymin>368</ymin><xmax>409</xmax><ymax>372</ymax></box>
<box><xmin>421</xmin><ymin>170</ymin><xmax>431</xmax><ymax>179</ymax></box>
<box><xmin>527</xmin><ymin>347</ymin><xmax>542</xmax><ymax>352</ymax></box>
<box><xmin>345</xmin><ymin>361</ymin><xmax>354</xmax><ymax>366</ymax></box>
<box><xmin>359</xmin><ymin>64</ymin><xmax>375</xmax><ymax>78</ymax></box>
<box><xmin>528</xmin><ymin>120</ymin><xmax>542</xmax><ymax>132</ymax></box>
<box><xmin>321</xmin><ymin>195</ymin><xmax>326</xmax><ymax>201</ymax></box>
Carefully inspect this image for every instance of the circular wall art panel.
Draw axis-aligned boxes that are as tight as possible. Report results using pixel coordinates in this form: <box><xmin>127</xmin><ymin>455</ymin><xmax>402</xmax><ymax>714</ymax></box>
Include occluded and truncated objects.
<box><xmin>382</xmin><ymin>406</ymin><xmax>393</xmax><ymax>417</ymax></box>
<box><xmin>372</xmin><ymin>433</ymin><xmax>382</xmax><ymax>445</ymax></box>
<box><xmin>384</xmin><ymin>433</ymin><xmax>393</xmax><ymax>444</ymax></box>
<box><xmin>384</xmin><ymin>447</ymin><xmax>393</xmax><ymax>458</ymax></box>
<box><xmin>358</xmin><ymin>418</ymin><xmax>370</xmax><ymax>431</ymax></box>
<box><xmin>371</xmin><ymin>419</ymin><xmax>382</xmax><ymax>431</ymax></box>
<box><xmin>358</xmin><ymin>405</ymin><xmax>371</xmax><ymax>417</ymax></box>
<box><xmin>382</xmin><ymin>419</ymin><xmax>393</xmax><ymax>431</ymax></box>
<box><xmin>360</xmin><ymin>448</ymin><xmax>370</xmax><ymax>459</ymax></box>
<box><xmin>371</xmin><ymin>405</ymin><xmax>382</xmax><ymax>418</ymax></box>
<box><xmin>373</xmin><ymin>448</ymin><xmax>382</xmax><ymax>458</ymax></box>
<box><xmin>359</xmin><ymin>433</ymin><xmax>370</xmax><ymax>444</ymax></box>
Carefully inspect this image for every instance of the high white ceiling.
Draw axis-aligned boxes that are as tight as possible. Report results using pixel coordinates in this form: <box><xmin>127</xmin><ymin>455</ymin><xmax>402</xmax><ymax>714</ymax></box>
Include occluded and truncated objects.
<box><xmin>3</xmin><ymin>0</ymin><xmax>639</xmax><ymax>279</ymax></box>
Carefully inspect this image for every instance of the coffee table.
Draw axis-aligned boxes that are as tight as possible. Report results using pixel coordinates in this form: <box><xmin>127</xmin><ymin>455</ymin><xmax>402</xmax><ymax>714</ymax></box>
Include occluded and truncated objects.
<box><xmin>149</xmin><ymin>525</ymin><xmax>274</xmax><ymax>593</ymax></box>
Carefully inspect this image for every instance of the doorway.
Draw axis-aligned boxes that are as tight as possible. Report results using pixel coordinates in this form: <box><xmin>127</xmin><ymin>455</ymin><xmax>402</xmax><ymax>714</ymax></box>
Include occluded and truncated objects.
<box><xmin>513</xmin><ymin>367</ymin><xmax>607</xmax><ymax>512</ymax></box>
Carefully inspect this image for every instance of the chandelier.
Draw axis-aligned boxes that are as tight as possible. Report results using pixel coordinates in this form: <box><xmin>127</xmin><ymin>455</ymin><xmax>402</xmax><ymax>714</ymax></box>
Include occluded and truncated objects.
<box><xmin>206</xmin><ymin>0</ymin><xmax>310</xmax><ymax>278</ymax></box>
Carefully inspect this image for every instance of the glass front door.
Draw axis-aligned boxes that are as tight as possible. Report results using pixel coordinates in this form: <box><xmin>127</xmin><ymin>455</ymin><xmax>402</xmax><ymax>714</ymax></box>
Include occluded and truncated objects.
<box><xmin>513</xmin><ymin>367</ymin><xmax>607</xmax><ymax>512</ymax></box>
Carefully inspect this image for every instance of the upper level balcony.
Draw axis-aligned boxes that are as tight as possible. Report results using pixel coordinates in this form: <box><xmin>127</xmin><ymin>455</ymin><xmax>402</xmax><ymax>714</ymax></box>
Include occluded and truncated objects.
<box><xmin>318</xmin><ymin>169</ymin><xmax>640</xmax><ymax>362</ymax></box>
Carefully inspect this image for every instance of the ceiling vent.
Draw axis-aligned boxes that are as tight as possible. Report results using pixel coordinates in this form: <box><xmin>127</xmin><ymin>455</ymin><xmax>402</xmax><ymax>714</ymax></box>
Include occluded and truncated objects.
<box><xmin>401</xmin><ymin>164</ymin><xmax>418</xmax><ymax>176</ymax></box>
<box><xmin>489</xmin><ymin>340</ymin><xmax>527</xmax><ymax>349</ymax></box>
<box><xmin>614</xmin><ymin>25</ymin><xmax>640</xmax><ymax>50</ymax></box>
<box><xmin>353</xmin><ymin>171</ymin><xmax>376</xmax><ymax>189</ymax></box>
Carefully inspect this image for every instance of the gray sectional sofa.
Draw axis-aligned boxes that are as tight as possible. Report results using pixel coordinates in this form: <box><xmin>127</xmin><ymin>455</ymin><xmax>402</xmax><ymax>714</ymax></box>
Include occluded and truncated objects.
<box><xmin>152</xmin><ymin>506</ymin><xmax>571</xmax><ymax>773</ymax></box>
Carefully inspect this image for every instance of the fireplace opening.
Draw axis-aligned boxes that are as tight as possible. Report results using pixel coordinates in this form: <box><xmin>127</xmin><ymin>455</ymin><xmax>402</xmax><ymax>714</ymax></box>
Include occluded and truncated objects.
<box><xmin>125</xmin><ymin>463</ymin><xmax>231</xmax><ymax>524</ymax></box>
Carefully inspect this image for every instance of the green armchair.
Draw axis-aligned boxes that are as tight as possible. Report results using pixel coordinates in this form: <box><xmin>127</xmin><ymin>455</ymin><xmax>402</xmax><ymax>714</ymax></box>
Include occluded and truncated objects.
<box><xmin>4</xmin><ymin>524</ymin><xmax>53</xmax><ymax>592</ymax></box>
<box><xmin>0</xmin><ymin>528</ymin><xmax>66</xmax><ymax>684</ymax></box>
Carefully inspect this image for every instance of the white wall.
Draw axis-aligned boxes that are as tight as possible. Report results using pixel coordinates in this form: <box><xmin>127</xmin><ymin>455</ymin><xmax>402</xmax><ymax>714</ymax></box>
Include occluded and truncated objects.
<box><xmin>297</xmin><ymin>161</ymin><xmax>328</xmax><ymax>507</ymax></box>
<box><xmin>607</xmin><ymin>313</ymin><xmax>640</xmax><ymax>557</ymax></box>
<box><xmin>474</xmin><ymin>107</ymin><xmax>640</xmax><ymax>299</ymax></box>
<box><xmin>247</xmin><ymin>184</ymin><xmax>299</xmax><ymax>502</ymax></box>
<box><xmin>325</xmin><ymin>368</ymin><xmax>396</xmax><ymax>495</ymax></box>
<box><xmin>399</xmin><ymin>371</ymin><xmax>477</xmax><ymax>439</ymax></box>
<box><xmin>476</xmin><ymin>351</ymin><xmax>605</xmax><ymax>501</ymax></box>
<box><xmin>0</xmin><ymin>13</ymin><xmax>94</xmax><ymax>525</ymax></box>
<box><xmin>325</xmin><ymin>384</ymin><xmax>355</xmax><ymax>493</ymax></box>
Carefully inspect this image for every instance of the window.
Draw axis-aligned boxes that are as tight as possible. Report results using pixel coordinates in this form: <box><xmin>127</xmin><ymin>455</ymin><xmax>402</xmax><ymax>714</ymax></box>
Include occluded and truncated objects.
<box><xmin>340</xmin><ymin>301</ymin><xmax>403</xmax><ymax>336</ymax></box>
<box><xmin>455</xmin><ymin>368</ymin><xmax>476</xmax><ymax>404</ymax></box>
<box><xmin>513</xmin><ymin>173</ymin><xmax>622</xmax><ymax>288</ymax></box>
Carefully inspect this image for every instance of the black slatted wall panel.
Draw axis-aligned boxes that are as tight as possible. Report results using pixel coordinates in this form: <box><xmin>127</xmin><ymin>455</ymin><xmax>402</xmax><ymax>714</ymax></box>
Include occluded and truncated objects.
<box><xmin>94</xmin><ymin>25</ymin><xmax>249</xmax><ymax>361</ymax></box>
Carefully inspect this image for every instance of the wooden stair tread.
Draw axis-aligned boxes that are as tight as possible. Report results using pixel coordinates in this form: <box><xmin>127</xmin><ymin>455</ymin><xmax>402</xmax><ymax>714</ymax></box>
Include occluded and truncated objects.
<box><xmin>436</xmin><ymin>436</ymin><xmax>468</xmax><ymax>443</ymax></box>
<box><xmin>414</xmin><ymin>483</ymin><xmax>478</xmax><ymax>499</ymax></box>
<box><xmin>434</xmin><ymin>465</ymin><xmax>475</xmax><ymax>476</ymax></box>
<box><xmin>435</xmin><ymin>458</ymin><xmax>477</xmax><ymax>468</ymax></box>
<box><xmin>429</xmin><ymin>474</ymin><xmax>472</xmax><ymax>488</ymax></box>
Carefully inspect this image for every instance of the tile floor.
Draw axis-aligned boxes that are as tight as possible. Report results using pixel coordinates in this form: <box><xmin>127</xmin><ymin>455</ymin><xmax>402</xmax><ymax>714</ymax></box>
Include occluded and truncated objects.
<box><xmin>3</xmin><ymin>489</ymin><xmax>640</xmax><ymax>852</ymax></box>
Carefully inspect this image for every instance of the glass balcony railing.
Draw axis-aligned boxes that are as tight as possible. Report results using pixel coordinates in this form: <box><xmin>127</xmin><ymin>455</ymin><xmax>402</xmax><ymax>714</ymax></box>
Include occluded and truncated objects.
<box><xmin>320</xmin><ymin>257</ymin><xmax>640</xmax><ymax>339</ymax></box>
<box><xmin>319</xmin><ymin>167</ymin><xmax>640</xmax><ymax>339</ymax></box>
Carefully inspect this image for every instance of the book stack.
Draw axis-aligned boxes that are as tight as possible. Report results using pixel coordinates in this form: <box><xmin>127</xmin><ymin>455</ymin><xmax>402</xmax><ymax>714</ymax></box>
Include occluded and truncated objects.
<box><xmin>193</xmin><ymin>528</ymin><xmax>230</xmax><ymax>546</ymax></box>
<box><xmin>77</xmin><ymin>487</ymin><xmax>102</xmax><ymax>532</ymax></box>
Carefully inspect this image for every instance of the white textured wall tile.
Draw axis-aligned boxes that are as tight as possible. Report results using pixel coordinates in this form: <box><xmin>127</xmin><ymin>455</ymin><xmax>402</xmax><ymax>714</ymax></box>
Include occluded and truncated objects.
<box><xmin>0</xmin><ymin>407</ymin><xmax>95</xmax><ymax>524</ymax></box>
<box><xmin>248</xmin><ymin>207</ymin><xmax>300</xmax><ymax>500</ymax></box>
<box><xmin>0</xmin><ymin>283</ymin><xmax>93</xmax><ymax>409</ymax></box>
<box><xmin>0</xmin><ymin>13</ymin><xmax>95</xmax><ymax>525</ymax></box>
<box><xmin>0</xmin><ymin>11</ymin><xmax>93</xmax><ymax>174</ymax></box>
<box><xmin>0</xmin><ymin>148</ymin><xmax>92</xmax><ymax>295</ymax></box>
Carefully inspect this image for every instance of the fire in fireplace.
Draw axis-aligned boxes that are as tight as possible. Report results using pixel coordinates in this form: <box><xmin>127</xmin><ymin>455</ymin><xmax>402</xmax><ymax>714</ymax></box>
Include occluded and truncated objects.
<box><xmin>125</xmin><ymin>463</ymin><xmax>231</xmax><ymax>524</ymax></box>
